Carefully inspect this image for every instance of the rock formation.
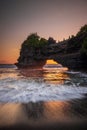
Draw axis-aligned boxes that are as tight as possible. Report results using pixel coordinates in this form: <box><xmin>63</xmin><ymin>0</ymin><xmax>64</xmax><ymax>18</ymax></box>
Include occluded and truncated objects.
<box><xmin>16</xmin><ymin>25</ymin><xmax>87</xmax><ymax>69</ymax></box>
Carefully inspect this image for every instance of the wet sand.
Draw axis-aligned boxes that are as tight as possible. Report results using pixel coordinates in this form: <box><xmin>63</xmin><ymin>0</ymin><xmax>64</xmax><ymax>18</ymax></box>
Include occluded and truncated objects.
<box><xmin>0</xmin><ymin>98</ymin><xmax>87</xmax><ymax>130</ymax></box>
<box><xmin>0</xmin><ymin>65</ymin><xmax>87</xmax><ymax>130</ymax></box>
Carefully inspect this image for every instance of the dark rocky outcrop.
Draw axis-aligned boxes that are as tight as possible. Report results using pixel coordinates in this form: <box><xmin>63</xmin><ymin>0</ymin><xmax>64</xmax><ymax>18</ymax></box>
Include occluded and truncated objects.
<box><xmin>16</xmin><ymin>25</ymin><xmax>87</xmax><ymax>69</ymax></box>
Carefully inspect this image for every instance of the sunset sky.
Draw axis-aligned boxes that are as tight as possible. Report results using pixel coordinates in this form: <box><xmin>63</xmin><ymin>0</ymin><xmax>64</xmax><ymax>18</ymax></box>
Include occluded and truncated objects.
<box><xmin>0</xmin><ymin>0</ymin><xmax>87</xmax><ymax>64</ymax></box>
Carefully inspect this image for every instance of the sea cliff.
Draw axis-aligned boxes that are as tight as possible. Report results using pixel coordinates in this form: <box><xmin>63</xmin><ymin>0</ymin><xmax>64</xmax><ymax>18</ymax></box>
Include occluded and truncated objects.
<box><xmin>16</xmin><ymin>25</ymin><xmax>87</xmax><ymax>69</ymax></box>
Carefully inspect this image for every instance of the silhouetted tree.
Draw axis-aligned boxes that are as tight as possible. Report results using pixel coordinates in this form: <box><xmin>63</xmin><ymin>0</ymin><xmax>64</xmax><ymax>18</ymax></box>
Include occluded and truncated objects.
<box><xmin>81</xmin><ymin>38</ymin><xmax>87</xmax><ymax>58</ymax></box>
<box><xmin>63</xmin><ymin>38</ymin><xmax>65</xmax><ymax>41</ymax></box>
<box><xmin>20</xmin><ymin>33</ymin><xmax>48</xmax><ymax>51</ymax></box>
<box><xmin>48</xmin><ymin>37</ymin><xmax>56</xmax><ymax>45</ymax></box>
<box><xmin>69</xmin><ymin>36</ymin><xmax>71</xmax><ymax>39</ymax></box>
<box><xmin>77</xmin><ymin>24</ymin><xmax>87</xmax><ymax>36</ymax></box>
<box><xmin>27</xmin><ymin>33</ymin><xmax>40</xmax><ymax>47</ymax></box>
<box><xmin>39</xmin><ymin>38</ymin><xmax>47</xmax><ymax>48</ymax></box>
<box><xmin>71</xmin><ymin>35</ymin><xmax>74</xmax><ymax>38</ymax></box>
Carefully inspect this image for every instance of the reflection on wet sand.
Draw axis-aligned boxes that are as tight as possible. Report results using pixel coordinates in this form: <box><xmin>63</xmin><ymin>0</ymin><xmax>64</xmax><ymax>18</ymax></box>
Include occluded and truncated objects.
<box><xmin>43</xmin><ymin>70</ymin><xmax>69</xmax><ymax>84</ymax></box>
<box><xmin>0</xmin><ymin>104</ymin><xmax>28</xmax><ymax>127</ymax></box>
<box><xmin>0</xmin><ymin>99</ymin><xmax>87</xmax><ymax>129</ymax></box>
<box><xmin>23</xmin><ymin>102</ymin><xmax>44</xmax><ymax>120</ymax></box>
<box><xmin>19</xmin><ymin>68</ymin><xmax>44</xmax><ymax>79</ymax></box>
<box><xmin>19</xmin><ymin>67</ymin><xmax>69</xmax><ymax>84</ymax></box>
<box><xmin>18</xmin><ymin>60</ymin><xmax>69</xmax><ymax>84</ymax></box>
<box><xmin>0</xmin><ymin>63</ymin><xmax>87</xmax><ymax>129</ymax></box>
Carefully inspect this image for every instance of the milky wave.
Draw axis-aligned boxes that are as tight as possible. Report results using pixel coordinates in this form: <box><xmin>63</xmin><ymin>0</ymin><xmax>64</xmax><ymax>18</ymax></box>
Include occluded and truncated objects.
<box><xmin>0</xmin><ymin>77</ymin><xmax>87</xmax><ymax>102</ymax></box>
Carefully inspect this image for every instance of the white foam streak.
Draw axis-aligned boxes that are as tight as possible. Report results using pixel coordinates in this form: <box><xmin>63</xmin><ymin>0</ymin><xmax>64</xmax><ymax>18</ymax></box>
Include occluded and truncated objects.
<box><xmin>0</xmin><ymin>78</ymin><xmax>87</xmax><ymax>102</ymax></box>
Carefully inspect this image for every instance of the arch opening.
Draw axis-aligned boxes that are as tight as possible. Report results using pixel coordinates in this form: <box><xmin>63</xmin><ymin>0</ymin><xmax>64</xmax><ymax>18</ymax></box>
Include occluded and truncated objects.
<box><xmin>46</xmin><ymin>59</ymin><xmax>58</xmax><ymax>65</ymax></box>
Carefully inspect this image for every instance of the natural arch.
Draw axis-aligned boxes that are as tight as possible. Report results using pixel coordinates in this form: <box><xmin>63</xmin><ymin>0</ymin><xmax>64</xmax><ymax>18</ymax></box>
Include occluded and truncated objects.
<box><xmin>46</xmin><ymin>59</ymin><xmax>58</xmax><ymax>65</ymax></box>
<box><xmin>16</xmin><ymin>25</ymin><xmax>87</xmax><ymax>70</ymax></box>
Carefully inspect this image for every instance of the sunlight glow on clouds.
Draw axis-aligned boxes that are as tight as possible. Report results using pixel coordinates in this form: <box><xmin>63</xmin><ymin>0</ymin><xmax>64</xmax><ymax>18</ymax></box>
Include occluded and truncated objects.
<box><xmin>0</xmin><ymin>0</ymin><xmax>87</xmax><ymax>63</ymax></box>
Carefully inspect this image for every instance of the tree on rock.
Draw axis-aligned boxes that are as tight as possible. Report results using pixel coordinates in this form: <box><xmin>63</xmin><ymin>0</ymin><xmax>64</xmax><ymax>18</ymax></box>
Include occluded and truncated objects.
<box><xmin>81</xmin><ymin>38</ymin><xmax>87</xmax><ymax>59</ymax></box>
<box><xmin>48</xmin><ymin>37</ymin><xmax>56</xmax><ymax>45</ymax></box>
<box><xmin>77</xmin><ymin>24</ymin><xmax>87</xmax><ymax>36</ymax></box>
<box><xmin>27</xmin><ymin>33</ymin><xmax>40</xmax><ymax>47</ymax></box>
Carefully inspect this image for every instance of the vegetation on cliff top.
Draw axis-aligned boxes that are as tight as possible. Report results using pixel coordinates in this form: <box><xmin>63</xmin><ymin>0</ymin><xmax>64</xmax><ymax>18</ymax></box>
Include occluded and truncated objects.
<box><xmin>66</xmin><ymin>24</ymin><xmax>87</xmax><ymax>55</ymax></box>
<box><xmin>77</xmin><ymin>24</ymin><xmax>87</xmax><ymax>36</ymax></box>
<box><xmin>21</xmin><ymin>33</ymin><xmax>48</xmax><ymax>49</ymax></box>
<box><xmin>21</xmin><ymin>24</ymin><xmax>87</xmax><ymax>51</ymax></box>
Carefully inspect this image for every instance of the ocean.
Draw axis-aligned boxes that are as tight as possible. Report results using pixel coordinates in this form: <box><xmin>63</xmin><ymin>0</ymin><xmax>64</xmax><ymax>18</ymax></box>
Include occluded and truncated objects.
<box><xmin>0</xmin><ymin>64</ymin><xmax>87</xmax><ymax>130</ymax></box>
